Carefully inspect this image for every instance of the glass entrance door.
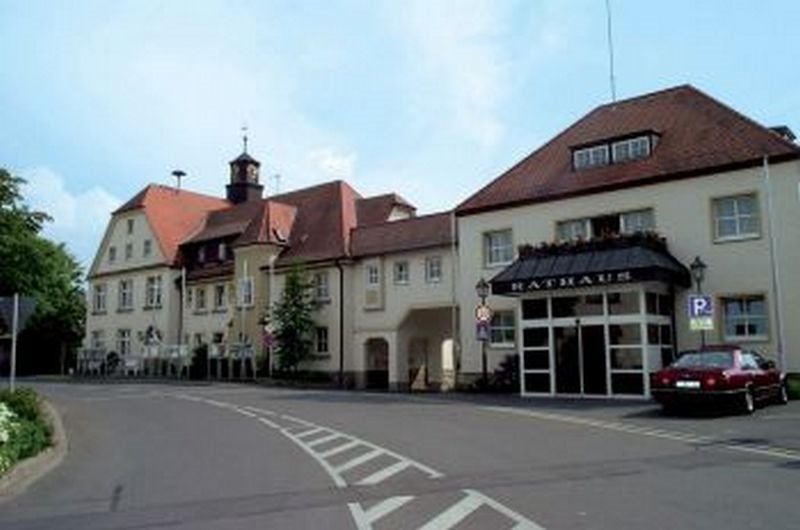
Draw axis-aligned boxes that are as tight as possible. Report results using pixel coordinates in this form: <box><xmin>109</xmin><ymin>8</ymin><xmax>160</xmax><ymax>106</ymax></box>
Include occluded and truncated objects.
<box><xmin>555</xmin><ymin>323</ymin><xmax>607</xmax><ymax>395</ymax></box>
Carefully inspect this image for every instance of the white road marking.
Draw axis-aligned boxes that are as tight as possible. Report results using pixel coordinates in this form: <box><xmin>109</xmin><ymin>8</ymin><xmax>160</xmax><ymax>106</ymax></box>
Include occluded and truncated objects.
<box><xmin>483</xmin><ymin>406</ymin><xmax>800</xmax><ymax>461</ymax></box>
<box><xmin>257</xmin><ymin>417</ymin><xmax>280</xmax><ymax>429</ymax></box>
<box><xmin>334</xmin><ymin>448</ymin><xmax>384</xmax><ymax>474</ymax></box>
<box><xmin>348</xmin><ymin>496</ymin><xmax>414</xmax><ymax>530</ymax></box>
<box><xmin>294</xmin><ymin>427</ymin><xmax>326</xmax><ymax>439</ymax></box>
<box><xmin>318</xmin><ymin>439</ymin><xmax>361</xmax><ymax>458</ymax></box>
<box><xmin>306</xmin><ymin>433</ymin><xmax>342</xmax><ymax>448</ymax></box>
<box><xmin>356</xmin><ymin>460</ymin><xmax>411</xmax><ymax>486</ymax></box>
<box><xmin>167</xmin><ymin>393</ymin><xmax>545</xmax><ymax>529</ymax></box>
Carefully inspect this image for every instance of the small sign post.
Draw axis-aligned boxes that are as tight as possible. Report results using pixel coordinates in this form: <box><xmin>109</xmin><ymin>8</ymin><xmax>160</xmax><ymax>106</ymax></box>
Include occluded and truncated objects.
<box><xmin>688</xmin><ymin>294</ymin><xmax>713</xmax><ymax>347</ymax></box>
<box><xmin>0</xmin><ymin>294</ymin><xmax>37</xmax><ymax>392</ymax></box>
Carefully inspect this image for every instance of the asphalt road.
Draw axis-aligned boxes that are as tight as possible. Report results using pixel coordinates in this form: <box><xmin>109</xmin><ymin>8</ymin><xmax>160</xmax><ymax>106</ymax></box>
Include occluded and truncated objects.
<box><xmin>1</xmin><ymin>382</ymin><xmax>799</xmax><ymax>529</ymax></box>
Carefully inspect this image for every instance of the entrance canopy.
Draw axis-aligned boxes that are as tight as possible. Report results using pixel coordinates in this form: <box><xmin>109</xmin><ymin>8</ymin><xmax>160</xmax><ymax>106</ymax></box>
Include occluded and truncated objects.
<box><xmin>491</xmin><ymin>235</ymin><xmax>690</xmax><ymax>296</ymax></box>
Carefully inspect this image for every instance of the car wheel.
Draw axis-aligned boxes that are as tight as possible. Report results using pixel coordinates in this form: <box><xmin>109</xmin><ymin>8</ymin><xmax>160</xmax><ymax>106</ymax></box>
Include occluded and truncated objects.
<box><xmin>777</xmin><ymin>382</ymin><xmax>789</xmax><ymax>405</ymax></box>
<box><xmin>740</xmin><ymin>387</ymin><xmax>755</xmax><ymax>415</ymax></box>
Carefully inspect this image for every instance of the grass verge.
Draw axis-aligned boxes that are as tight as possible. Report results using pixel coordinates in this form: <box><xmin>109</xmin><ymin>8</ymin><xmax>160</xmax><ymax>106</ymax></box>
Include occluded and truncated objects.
<box><xmin>0</xmin><ymin>388</ymin><xmax>52</xmax><ymax>476</ymax></box>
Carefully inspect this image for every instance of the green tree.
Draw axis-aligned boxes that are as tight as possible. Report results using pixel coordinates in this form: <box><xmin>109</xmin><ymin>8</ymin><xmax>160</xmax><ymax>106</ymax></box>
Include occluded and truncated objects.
<box><xmin>0</xmin><ymin>168</ymin><xmax>85</xmax><ymax>375</ymax></box>
<box><xmin>272</xmin><ymin>267</ymin><xmax>314</xmax><ymax>374</ymax></box>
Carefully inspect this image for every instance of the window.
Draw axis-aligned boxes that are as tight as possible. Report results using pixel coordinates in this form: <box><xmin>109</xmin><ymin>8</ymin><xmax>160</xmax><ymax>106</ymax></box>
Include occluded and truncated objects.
<box><xmin>214</xmin><ymin>284</ymin><xmax>226</xmax><ymax>309</ymax></box>
<box><xmin>366</xmin><ymin>265</ymin><xmax>380</xmax><ymax>286</ymax></box>
<box><xmin>145</xmin><ymin>276</ymin><xmax>162</xmax><ymax>307</ymax></box>
<box><xmin>90</xmin><ymin>330</ymin><xmax>105</xmax><ymax>350</ymax></box>
<box><xmin>313</xmin><ymin>272</ymin><xmax>330</xmax><ymax>300</ymax></box>
<box><xmin>556</xmin><ymin>209</ymin><xmax>655</xmax><ymax>241</ymax></box>
<box><xmin>484</xmin><ymin>229</ymin><xmax>513</xmax><ymax>267</ymax></box>
<box><xmin>118</xmin><ymin>280</ymin><xmax>133</xmax><ymax>310</ymax></box>
<box><xmin>425</xmin><ymin>257</ymin><xmax>442</xmax><ymax>283</ymax></box>
<box><xmin>612</xmin><ymin>136</ymin><xmax>650</xmax><ymax>163</ymax></box>
<box><xmin>556</xmin><ymin>219</ymin><xmax>590</xmax><ymax>241</ymax></box>
<box><xmin>315</xmin><ymin>327</ymin><xmax>329</xmax><ymax>354</ymax></box>
<box><xmin>217</xmin><ymin>243</ymin><xmax>226</xmax><ymax>261</ymax></box>
<box><xmin>713</xmin><ymin>194</ymin><xmax>760</xmax><ymax>241</ymax></box>
<box><xmin>620</xmin><ymin>209</ymin><xmax>655</xmax><ymax>234</ymax></box>
<box><xmin>108</xmin><ymin>246</ymin><xmax>117</xmax><ymax>264</ymax></box>
<box><xmin>573</xmin><ymin>145</ymin><xmax>610</xmax><ymax>169</ymax></box>
<box><xmin>393</xmin><ymin>261</ymin><xmax>409</xmax><ymax>284</ymax></box>
<box><xmin>126</xmin><ymin>219</ymin><xmax>134</xmax><ymax>235</ymax></box>
<box><xmin>238</xmin><ymin>277</ymin><xmax>253</xmax><ymax>306</ymax></box>
<box><xmin>143</xmin><ymin>239</ymin><xmax>152</xmax><ymax>258</ymax></box>
<box><xmin>117</xmin><ymin>329</ymin><xmax>131</xmax><ymax>356</ymax></box>
<box><xmin>197</xmin><ymin>246</ymin><xmax>206</xmax><ymax>263</ymax></box>
<box><xmin>722</xmin><ymin>295</ymin><xmax>767</xmax><ymax>340</ymax></box>
<box><xmin>195</xmin><ymin>287</ymin><xmax>206</xmax><ymax>311</ymax></box>
<box><xmin>490</xmin><ymin>310</ymin><xmax>515</xmax><ymax>347</ymax></box>
<box><xmin>92</xmin><ymin>284</ymin><xmax>107</xmax><ymax>313</ymax></box>
<box><xmin>124</xmin><ymin>243</ymin><xmax>133</xmax><ymax>261</ymax></box>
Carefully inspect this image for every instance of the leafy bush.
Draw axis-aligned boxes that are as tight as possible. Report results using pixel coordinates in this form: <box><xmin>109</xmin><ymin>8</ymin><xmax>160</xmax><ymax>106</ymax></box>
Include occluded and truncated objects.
<box><xmin>0</xmin><ymin>387</ymin><xmax>52</xmax><ymax>475</ymax></box>
<box><xmin>787</xmin><ymin>374</ymin><xmax>800</xmax><ymax>400</ymax></box>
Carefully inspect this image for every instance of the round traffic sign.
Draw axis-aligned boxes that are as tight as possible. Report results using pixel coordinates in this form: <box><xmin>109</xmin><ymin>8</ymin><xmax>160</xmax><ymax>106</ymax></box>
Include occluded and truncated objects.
<box><xmin>474</xmin><ymin>304</ymin><xmax>493</xmax><ymax>322</ymax></box>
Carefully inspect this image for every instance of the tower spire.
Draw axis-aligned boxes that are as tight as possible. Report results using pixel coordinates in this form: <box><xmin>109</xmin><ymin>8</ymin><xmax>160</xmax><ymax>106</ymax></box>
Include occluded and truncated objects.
<box><xmin>241</xmin><ymin>125</ymin><xmax>249</xmax><ymax>154</ymax></box>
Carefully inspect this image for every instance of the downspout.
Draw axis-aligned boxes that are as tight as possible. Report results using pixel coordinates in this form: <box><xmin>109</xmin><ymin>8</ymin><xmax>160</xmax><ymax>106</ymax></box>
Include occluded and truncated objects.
<box><xmin>763</xmin><ymin>156</ymin><xmax>787</xmax><ymax>370</ymax></box>
<box><xmin>450</xmin><ymin>211</ymin><xmax>459</xmax><ymax>389</ymax></box>
<box><xmin>336</xmin><ymin>259</ymin><xmax>345</xmax><ymax>388</ymax></box>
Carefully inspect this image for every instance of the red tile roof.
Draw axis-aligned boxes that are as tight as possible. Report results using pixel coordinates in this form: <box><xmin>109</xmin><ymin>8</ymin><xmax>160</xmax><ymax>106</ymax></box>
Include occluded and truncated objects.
<box><xmin>456</xmin><ymin>85</ymin><xmax>800</xmax><ymax>216</ymax></box>
<box><xmin>115</xmin><ymin>184</ymin><xmax>228</xmax><ymax>263</ymax></box>
<box><xmin>351</xmin><ymin>212</ymin><xmax>454</xmax><ymax>258</ymax></box>
<box><xmin>356</xmin><ymin>193</ymin><xmax>416</xmax><ymax>227</ymax></box>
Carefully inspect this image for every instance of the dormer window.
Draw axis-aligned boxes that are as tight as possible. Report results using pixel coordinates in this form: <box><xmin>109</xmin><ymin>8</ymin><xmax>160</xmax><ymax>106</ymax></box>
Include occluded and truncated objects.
<box><xmin>572</xmin><ymin>132</ymin><xmax>657</xmax><ymax>171</ymax></box>
<box><xmin>573</xmin><ymin>145</ymin><xmax>610</xmax><ymax>170</ymax></box>
<box><xmin>612</xmin><ymin>136</ymin><xmax>651</xmax><ymax>163</ymax></box>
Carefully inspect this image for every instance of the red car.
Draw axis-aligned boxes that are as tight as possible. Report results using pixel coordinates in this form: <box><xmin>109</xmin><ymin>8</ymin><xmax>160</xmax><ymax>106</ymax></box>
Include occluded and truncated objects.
<box><xmin>650</xmin><ymin>345</ymin><xmax>789</xmax><ymax>414</ymax></box>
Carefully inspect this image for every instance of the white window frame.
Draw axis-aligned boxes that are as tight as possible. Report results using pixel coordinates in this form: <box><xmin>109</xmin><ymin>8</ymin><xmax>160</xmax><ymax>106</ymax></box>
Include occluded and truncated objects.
<box><xmin>425</xmin><ymin>256</ymin><xmax>442</xmax><ymax>283</ymax></box>
<box><xmin>124</xmin><ymin>242</ymin><xmax>133</xmax><ymax>261</ymax></box>
<box><xmin>117</xmin><ymin>329</ymin><xmax>131</xmax><ymax>356</ymax></box>
<box><xmin>315</xmin><ymin>327</ymin><xmax>329</xmax><ymax>354</ymax></box>
<box><xmin>713</xmin><ymin>194</ymin><xmax>760</xmax><ymax>242</ymax></box>
<box><xmin>90</xmin><ymin>330</ymin><xmax>105</xmax><ymax>350</ymax></box>
<box><xmin>556</xmin><ymin>218</ymin><xmax>591</xmax><ymax>242</ymax></box>
<box><xmin>722</xmin><ymin>295</ymin><xmax>768</xmax><ymax>341</ymax></box>
<box><xmin>393</xmin><ymin>261</ymin><xmax>410</xmax><ymax>285</ymax></box>
<box><xmin>238</xmin><ymin>277</ymin><xmax>254</xmax><ymax>307</ymax></box>
<box><xmin>143</xmin><ymin>239</ymin><xmax>152</xmax><ymax>258</ymax></box>
<box><xmin>484</xmin><ymin>229</ymin><xmax>513</xmax><ymax>267</ymax></box>
<box><xmin>93</xmin><ymin>283</ymin><xmax>107</xmax><ymax>313</ymax></box>
<box><xmin>118</xmin><ymin>280</ymin><xmax>133</xmax><ymax>310</ymax></box>
<box><xmin>573</xmin><ymin>145</ymin><xmax>610</xmax><ymax>169</ymax></box>
<box><xmin>620</xmin><ymin>209</ymin><xmax>655</xmax><ymax>234</ymax></box>
<box><xmin>366</xmin><ymin>265</ymin><xmax>380</xmax><ymax>286</ymax></box>
<box><xmin>612</xmin><ymin>136</ymin><xmax>651</xmax><ymax>163</ymax></box>
<box><xmin>213</xmin><ymin>284</ymin><xmax>226</xmax><ymax>309</ymax></box>
<box><xmin>490</xmin><ymin>310</ymin><xmax>516</xmax><ymax>348</ymax></box>
<box><xmin>314</xmin><ymin>272</ymin><xmax>330</xmax><ymax>300</ymax></box>
<box><xmin>145</xmin><ymin>276</ymin><xmax>162</xmax><ymax>308</ymax></box>
<box><xmin>195</xmin><ymin>286</ymin><xmax>207</xmax><ymax>311</ymax></box>
<box><xmin>126</xmin><ymin>219</ymin><xmax>134</xmax><ymax>235</ymax></box>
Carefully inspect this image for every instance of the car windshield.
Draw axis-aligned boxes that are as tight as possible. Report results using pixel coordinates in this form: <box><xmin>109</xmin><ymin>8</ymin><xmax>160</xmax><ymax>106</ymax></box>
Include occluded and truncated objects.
<box><xmin>672</xmin><ymin>351</ymin><xmax>734</xmax><ymax>369</ymax></box>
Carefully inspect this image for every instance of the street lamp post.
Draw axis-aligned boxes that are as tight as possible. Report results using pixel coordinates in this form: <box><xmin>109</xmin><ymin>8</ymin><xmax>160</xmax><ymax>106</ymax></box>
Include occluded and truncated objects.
<box><xmin>689</xmin><ymin>256</ymin><xmax>708</xmax><ymax>347</ymax></box>
<box><xmin>475</xmin><ymin>278</ymin><xmax>490</xmax><ymax>387</ymax></box>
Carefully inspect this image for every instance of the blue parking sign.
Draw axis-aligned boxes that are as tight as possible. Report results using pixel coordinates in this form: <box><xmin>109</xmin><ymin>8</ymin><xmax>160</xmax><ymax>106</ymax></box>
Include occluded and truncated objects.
<box><xmin>688</xmin><ymin>295</ymin><xmax>713</xmax><ymax>317</ymax></box>
<box><xmin>688</xmin><ymin>295</ymin><xmax>714</xmax><ymax>331</ymax></box>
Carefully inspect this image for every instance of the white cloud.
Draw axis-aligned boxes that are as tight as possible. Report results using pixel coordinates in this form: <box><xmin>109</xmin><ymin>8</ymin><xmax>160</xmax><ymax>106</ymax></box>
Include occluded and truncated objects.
<box><xmin>21</xmin><ymin>167</ymin><xmax>121</xmax><ymax>268</ymax></box>
<box><xmin>308</xmin><ymin>147</ymin><xmax>357</xmax><ymax>180</ymax></box>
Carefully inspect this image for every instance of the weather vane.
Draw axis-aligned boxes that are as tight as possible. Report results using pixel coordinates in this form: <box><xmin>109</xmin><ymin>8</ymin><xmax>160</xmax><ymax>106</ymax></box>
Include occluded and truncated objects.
<box><xmin>241</xmin><ymin>124</ymin><xmax>249</xmax><ymax>154</ymax></box>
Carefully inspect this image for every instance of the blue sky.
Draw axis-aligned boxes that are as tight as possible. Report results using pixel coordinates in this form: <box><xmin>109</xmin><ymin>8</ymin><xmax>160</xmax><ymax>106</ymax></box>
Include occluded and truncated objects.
<box><xmin>1</xmin><ymin>1</ymin><xmax>798</xmax><ymax>268</ymax></box>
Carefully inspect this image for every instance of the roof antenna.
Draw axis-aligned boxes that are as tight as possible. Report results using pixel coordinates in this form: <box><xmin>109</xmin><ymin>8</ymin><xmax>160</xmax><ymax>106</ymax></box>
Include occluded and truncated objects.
<box><xmin>605</xmin><ymin>0</ymin><xmax>617</xmax><ymax>103</ymax></box>
<box><xmin>171</xmin><ymin>169</ymin><xmax>187</xmax><ymax>192</ymax></box>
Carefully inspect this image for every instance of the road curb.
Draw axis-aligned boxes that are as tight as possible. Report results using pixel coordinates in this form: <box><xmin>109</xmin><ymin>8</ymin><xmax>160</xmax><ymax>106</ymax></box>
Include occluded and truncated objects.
<box><xmin>0</xmin><ymin>398</ymin><xmax>68</xmax><ymax>502</ymax></box>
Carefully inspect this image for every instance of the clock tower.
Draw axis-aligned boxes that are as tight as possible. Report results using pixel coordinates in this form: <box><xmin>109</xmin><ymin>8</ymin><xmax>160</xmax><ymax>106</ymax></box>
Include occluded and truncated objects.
<box><xmin>226</xmin><ymin>132</ymin><xmax>264</xmax><ymax>204</ymax></box>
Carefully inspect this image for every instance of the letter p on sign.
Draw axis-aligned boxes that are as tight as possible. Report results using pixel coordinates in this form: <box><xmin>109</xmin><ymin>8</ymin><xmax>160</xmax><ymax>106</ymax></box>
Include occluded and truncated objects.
<box><xmin>688</xmin><ymin>295</ymin><xmax>713</xmax><ymax>318</ymax></box>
